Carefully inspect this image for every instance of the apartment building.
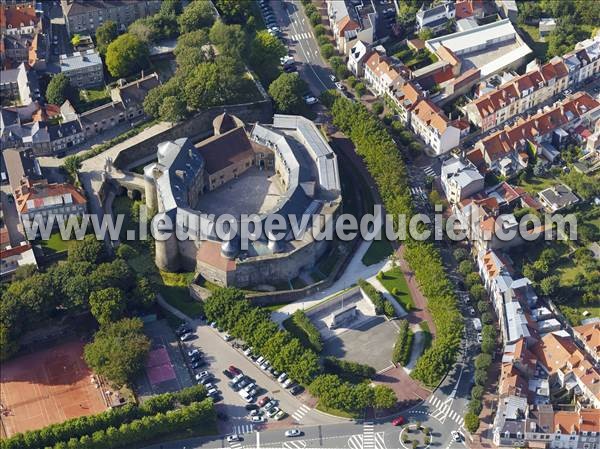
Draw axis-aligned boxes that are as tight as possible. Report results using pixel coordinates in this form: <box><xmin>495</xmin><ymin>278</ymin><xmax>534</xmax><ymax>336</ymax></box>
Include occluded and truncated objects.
<box><xmin>415</xmin><ymin>0</ymin><xmax>455</xmax><ymax>33</ymax></box>
<box><xmin>573</xmin><ymin>322</ymin><xmax>600</xmax><ymax>365</ymax></box>
<box><xmin>409</xmin><ymin>98</ymin><xmax>461</xmax><ymax>155</ymax></box>
<box><xmin>61</xmin><ymin>0</ymin><xmax>161</xmax><ymax>36</ymax></box>
<box><xmin>1</xmin><ymin>3</ymin><xmax>49</xmax><ymax>69</ymax></box>
<box><xmin>110</xmin><ymin>72</ymin><xmax>160</xmax><ymax>120</ymax></box>
<box><xmin>326</xmin><ymin>0</ymin><xmax>376</xmax><ymax>55</ymax></box>
<box><xmin>14</xmin><ymin>177</ymin><xmax>87</xmax><ymax>227</ymax></box>
<box><xmin>468</xmin><ymin>92</ymin><xmax>600</xmax><ymax>176</ymax></box>
<box><xmin>464</xmin><ymin>58</ymin><xmax>569</xmax><ymax>132</ymax></box>
<box><xmin>563</xmin><ymin>34</ymin><xmax>600</xmax><ymax>88</ymax></box>
<box><xmin>363</xmin><ymin>51</ymin><xmax>408</xmax><ymax>97</ymax></box>
<box><xmin>440</xmin><ymin>155</ymin><xmax>485</xmax><ymax>204</ymax></box>
<box><xmin>347</xmin><ymin>40</ymin><xmax>370</xmax><ymax>77</ymax></box>
<box><xmin>0</xmin><ymin>3</ymin><xmax>39</xmax><ymax>35</ymax></box>
<box><xmin>59</xmin><ymin>50</ymin><xmax>104</xmax><ymax>88</ymax></box>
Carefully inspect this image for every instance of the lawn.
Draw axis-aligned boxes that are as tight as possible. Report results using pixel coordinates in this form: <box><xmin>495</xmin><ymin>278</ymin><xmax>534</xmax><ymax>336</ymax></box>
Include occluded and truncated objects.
<box><xmin>362</xmin><ymin>235</ymin><xmax>393</xmax><ymax>266</ymax></box>
<box><xmin>40</xmin><ymin>231</ymin><xmax>74</xmax><ymax>255</ymax></box>
<box><xmin>78</xmin><ymin>86</ymin><xmax>112</xmax><ymax>112</ymax></box>
<box><xmin>156</xmin><ymin>271</ymin><xmax>203</xmax><ymax>319</ymax></box>
<box><xmin>516</xmin><ymin>173</ymin><xmax>558</xmax><ymax>195</ymax></box>
<box><xmin>379</xmin><ymin>267</ymin><xmax>415</xmax><ymax>311</ymax></box>
<box><xmin>315</xmin><ymin>403</ymin><xmax>359</xmax><ymax>419</ymax></box>
<box><xmin>518</xmin><ymin>24</ymin><xmax>548</xmax><ymax>62</ymax></box>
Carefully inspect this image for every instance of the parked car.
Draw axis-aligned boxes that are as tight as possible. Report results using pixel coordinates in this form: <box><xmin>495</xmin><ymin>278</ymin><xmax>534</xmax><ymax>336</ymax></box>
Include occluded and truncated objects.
<box><xmin>199</xmin><ymin>377</ymin><xmax>212</xmax><ymax>385</ymax></box>
<box><xmin>260</xmin><ymin>361</ymin><xmax>270</xmax><ymax>370</ymax></box>
<box><xmin>392</xmin><ymin>416</ymin><xmax>405</xmax><ymax>426</ymax></box>
<box><xmin>191</xmin><ymin>360</ymin><xmax>205</xmax><ymax>369</ymax></box>
<box><xmin>179</xmin><ymin>333</ymin><xmax>194</xmax><ymax>342</ymax></box>
<box><xmin>243</xmin><ymin>383</ymin><xmax>256</xmax><ymax>392</ymax></box>
<box><xmin>285</xmin><ymin>429</ymin><xmax>302</xmax><ymax>437</ymax></box>
<box><xmin>244</xmin><ymin>347</ymin><xmax>253</xmax><ymax>357</ymax></box>
<box><xmin>277</xmin><ymin>373</ymin><xmax>288</xmax><ymax>383</ymax></box>
<box><xmin>210</xmin><ymin>321</ymin><xmax>217</xmax><ymax>328</ymax></box>
<box><xmin>245</xmin><ymin>404</ymin><xmax>259</xmax><ymax>411</ymax></box>
<box><xmin>263</xmin><ymin>400</ymin><xmax>276</xmax><ymax>412</ymax></box>
<box><xmin>176</xmin><ymin>324</ymin><xmax>193</xmax><ymax>336</ymax></box>
<box><xmin>195</xmin><ymin>371</ymin><xmax>210</xmax><ymax>381</ymax></box>
<box><xmin>228</xmin><ymin>365</ymin><xmax>242</xmax><ymax>375</ymax></box>
<box><xmin>329</xmin><ymin>74</ymin><xmax>337</xmax><ymax>82</ymax></box>
<box><xmin>258</xmin><ymin>396</ymin><xmax>270</xmax><ymax>407</ymax></box>
<box><xmin>451</xmin><ymin>431</ymin><xmax>462</xmax><ymax>442</ymax></box>
<box><xmin>290</xmin><ymin>385</ymin><xmax>303</xmax><ymax>395</ymax></box>
<box><xmin>249</xmin><ymin>409</ymin><xmax>262</xmax><ymax>416</ymax></box>
<box><xmin>303</xmin><ymin>94</ymin><xmax>318</xmax><ymax>105</ymax></box>
<box><xmin>256</xmin><ymin>356</ymin><xmax>265</xmax><ymax>365</ymax></box>
<box><xmin>208</xmin><ymin>388</ymin><xmax>219</xmax><ymax>396</ymax></box>
<box><xmin>267</xmin><ymin>407</ymin><xmax>280</xmax><ymax>418</ymax></box>
<box><xmin>282</xmin><ymin>378</ymin><xmax>293</xmax><ymax>388</ymax></box>
<box><xmin>223</xmin><ymin>369</ymin><xmax>234</xmax><ymax>379</ymax></box>
<box><xmin>251</xmin><ymin>415</ymin><xmax>266</xmax><ymax>423</ymax></box>
<box><xmin>274</xmin><ymin>410</ymin><xmax>286</xmax><ymax>420</ymax></box>
<box><xmin>227</xmin><ymin>435</ymin><xmax>242</xmax><ymax>442</ymax></box>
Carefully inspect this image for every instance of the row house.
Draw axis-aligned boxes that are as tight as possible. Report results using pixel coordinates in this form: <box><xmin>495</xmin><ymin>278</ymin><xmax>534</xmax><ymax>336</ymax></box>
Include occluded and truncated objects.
<box><xmin>21</xmin><ymin>119</ymin><xmax>84</xmax><ymax>156</ymax></box>
<box><xmin>14</xmin><ymin>177</ymin><xmax>87</xmax><ymax>229</ymax></box>
<box><xmin>409</xmin><ymin>98</ymin><xmax>461</xmax><ymax>155</ymax></box>
<box><xmin>415</xmin><ymin>0</ymin><xmax>455</xmax><ymax>33</ymax></box>
<box><xmin>110</xmin><ymin>72</ymin><xmax>160</xmax><ymax>120</ymax></box>
<box><xmin>563</xmin><ymin>34</ymin><xmax>600</xmax><ymax>88</ymax></box>
<box><xmin>61</xmin><ymin>0</ymin><xmax>161</xmax><ymax>36</ymax></box>
<box><xmin>573</xmin><ymin>322</ymin><xmax>600</xmax><ymax>365</ymax></box>
<box><xmin>0</xmin><ymin>3</ymin><xmax>39</xmax><ymax>35</ymax></box>
<box><xmin>363</xmin><ymin>51</ymin><xmax>408</xmax><ymax>97</ymax></box>
<box><xmin>326</xmin><ymin>0</ymin><xmax>376</xmax><ymax>55</ymax></box>
<box><xmin>495</xmin><ymin>405</ymin><xmax>600</xmax><ymax>449</ymax></box>
<box><xmin>468</xmin><ymin>92</ymin><xmax>600</xmax><ymax>176</ymax></box>
<box><xmin>464</xmin><ymin>58</ymin><xmax>569</xmax><ymax>132</ymax></box>
<box><xmin>533</xmin><ymin>331</ymin><xmax>600</xmax><ymax>409</ymax></box>
<box><xmin>1</xmin><ymin>3</ymin><xmax>49</xmax><ymax>69</ymax></box>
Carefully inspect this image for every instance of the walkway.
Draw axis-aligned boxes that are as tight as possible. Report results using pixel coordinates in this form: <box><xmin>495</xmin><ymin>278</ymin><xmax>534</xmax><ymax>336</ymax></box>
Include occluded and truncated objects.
<box><xmin>156</xmin><ymin>294</ymin><xmax>194</xmax><ymax>323</ymax></box>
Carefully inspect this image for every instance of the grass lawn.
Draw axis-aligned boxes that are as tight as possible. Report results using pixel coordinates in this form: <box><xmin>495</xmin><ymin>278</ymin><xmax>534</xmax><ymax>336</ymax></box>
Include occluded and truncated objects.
<box><xmin>519</xmin><ymin>24</ymin><xmax>548</xmax><ymax>62</ymax></box>
<box><xmin>516</xmin><ymin>173</ymin><xmax>558</xmax><ymax>195</ymax></box>
<box><xmin>157</xmin><ymin>271</ymin><xmax>203</xmax><ymax>319</ymax></box>
<box><xmin>315</xmin><ymin>403</ymin><xmax>359</xmax><ymax>419</ymax></box>
<box><xmin>78</xmin><ymin>86</ymin><xmax>112</xmax><ymax>112</ymax></box>
<box><xmin>379</xmin><ymin>267</ymin><xmax>415</xmax><ymax>311</ymax></box>
<box><xmin>362</xmin><ymin>236</ymin><xmax>393</xmax><ymax>266</ymax></box>
<box><xmin>40</xmin><ymin>231</ymin><xmax>74</xmax><ymax>254</ymax></box>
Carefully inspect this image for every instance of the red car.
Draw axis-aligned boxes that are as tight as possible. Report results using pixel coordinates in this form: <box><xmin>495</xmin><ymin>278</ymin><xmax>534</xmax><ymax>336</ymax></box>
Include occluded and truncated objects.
<box><xmin>257</xmin><ymin>396</ymin><xmax>270</xmax><ymax>407</ymax></box>
<box><xmin>228</xmin><ymin>365</ymin><xmax>241</xmax><ymax>375</ymax></box>
<box><xmin>392</xmin><ymin>416</ymin><xmax>405</xmax><ymax>426</ymax></box>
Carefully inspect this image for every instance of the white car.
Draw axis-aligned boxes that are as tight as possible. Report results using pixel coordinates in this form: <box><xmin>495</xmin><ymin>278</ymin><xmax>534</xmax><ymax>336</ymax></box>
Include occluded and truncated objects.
<box><xmin>208</xmin><ymin>387</ymin><xmax>219</xmax><ymax>396</ymax></box>
<box><xmin>260</xmin><ymin>361</ymin><xmax>270</xmax><ymax>370</ymax></box>
<box><xmin>267</xmin><ymin>406</ymin><xmax>280</xmax><ymax>418</ymax></box>
<box><xmin>256</xmin><ymin>356</ymin><xmax>265</xmax><ymax>365</ymax></box>
<box><xmin>251</xmin><ymin>415</ymin><xmax>266</xmax><ymax>423</ymax></box>
<box><xmin>329</xmin><ymin>74</ymin><xmax>336</xmax><ymax>82</ymax></box>
<box><xmin>282</xmin><ymin>378</ymin><xmax>293</xmax><ymax>388</ymax></box>
<box><xmin>285</xmin><ymin>429</ymin><xmax>302</xmax><ymax>437</ymax></box>
<box><xmin>451</xmin><ymin>431</ymin><xmax>462</xmax><ymax>442</ymax></box>
<box><xmin>277</xmin><ymin>372</ymin><xmax>288</xmax><ymax>383</ymax></box>
<box><xmin>244</xmin><ymin>382</ymin><xmax>256</xmax><ymax>392</ymax></box>
<box><xmin>244</xmin><ymin>347</ymin><xmax>253</xmax><ymax>356</ymax></box>
<box><xmin>304</xmin><ymin>96</ymin><xmax>318</xmax><ymax>105</ymax></box>
<box><xmin>227</xmin><ymin>435</ymin><xmax>242</xmax><ymax>442</ymax></box>
<box><xmin>335</xmin><ymin>81</ymin><xmax>344</xmax><ymax>90</ymax></box>
<box><xmin>280</xmin><ymin>56</ymin><xmax>294</xmax><ymax>65</ymax></box>
<box><xmin>195</xmin><ymin>371</ymin><xmax>210</xmax><ymax>381</ymax></box>
<box><xmin>477</xmin><ymin>333</ymin><xmax>483</xmax><ymax>343</ymax></box>
<box><xmin>223</xmin><ymin>333</ymin><xmax>232</xmax><ymax>341</ymax></box>
<box><xmin>187</xmin><ymin>348</ymin><xmax>200</xmax><ymax>357</ymax></box>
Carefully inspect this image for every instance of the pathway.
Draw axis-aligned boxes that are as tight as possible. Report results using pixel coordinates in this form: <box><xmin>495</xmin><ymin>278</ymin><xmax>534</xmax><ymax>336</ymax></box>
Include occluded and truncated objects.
<box><xmin>404</xmin><ymin>326</ymin><xmax>426</xmax><ymax>371</ymax></box>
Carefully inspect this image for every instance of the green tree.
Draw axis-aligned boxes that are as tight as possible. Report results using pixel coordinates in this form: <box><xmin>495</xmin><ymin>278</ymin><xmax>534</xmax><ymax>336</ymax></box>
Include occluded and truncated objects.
<box><xmin>250</xmin><ymin>30</ymin><xmax>287</xmax><ymax>84</ymax></box>
<box><xmin>159</xmin><ymin>96</ymin><xmax>187</xmax><ymax>123</ymax></box>
<box><xmin>160</xmin><ymin>0</ymin><xmax>183</xmax><ymax>15</ymax></box>
<box><xmin>95</xmin><ymin>20</ymin><xmax>118</xmax><ymax>55</ymax></box>
<box><xmin>183</xmin><ymin>57</ymin><xmax>242</xmax><ymax>110</ymax></box>
<box><xmin>458</xmin><ymin>260</ymin><xmax>474</xmax><ymax>277</ymax></box>
<box><xmin>209</xmin><ymin>21</ymin><xmax>246</xmax><ymax>59</ymax></box>
<box><xmin>470</xmin><ymin>284</ymin><xmax>486</xmax><ymax>302</ymax></box>
<box><xmin>540</xmin><ymin>275</ymin><xmax>560</xmax><ymax>297</ymax></box>
<box><xmin>84</xmin><ymin>318</ymin><xmax>150</xmax><ymax>386</ymax></box>
<box><xmin>178</xmin><ymin>0</ymin><xmax>215</xmax><ymax>33</ymax></box>
<box><xmin>418</xmin><ymin>27</ymin><xmax>434</xmax><ymax>41</ymax></box>
<box><xmin>105</xmin><ymin>33</ymin><xmax>149</xmax><ymax>78</ymax></box>
<box><xmin>464</xmin><ymin>272</ymin><xmax>481</xmax><ymax>289</ymax></box>
<box><xmin>128</xmin><ymin>19</ymin><xmax>154</xmax><ymax>43</ymax></box>
<box><xmin>354</xmin><ymin>82</ymin><xmax>366</xmax><ymax>97</ymax></box>
<box><xmin>320</xmin><ymin>43</ymin><xmax>335</xmax><ymax>59</ymax></box>
<box><xmin>89</xmin><ymin>288</ymin><xmax>126</xmax><ymax>325</ymax></box>
<box><xmin>464</xmin><ymin>412</ymin><xmax>480</xmax><ymax>433</ymax></box>
<box><xmin>373</xmin><ymin>385</ymin><xmax>397</xmax><ymax>409</ymax></box>
<box><xmin>45</xmin><ymin>73</ymin><xmax>77</xmax><ymax>106</ymax></box>
<box><xmin>268</xmin><ymin>73</ymin><xmax>308</xmax><ymax>114</ymax></box>
<box><xmin>68</xmin><ymin>235</ymin><xmax>106</xmax><ymax>265</ymax></box>
<box><xmin>214</xmin><ymin>0</ymin><xmax>253</xmax><ymax>24</ymax></box>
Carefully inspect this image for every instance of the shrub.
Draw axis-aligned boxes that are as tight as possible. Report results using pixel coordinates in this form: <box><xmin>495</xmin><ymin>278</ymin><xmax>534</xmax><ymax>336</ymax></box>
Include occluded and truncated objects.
<box><xmin>314</xmin><ymin>24</ymin><xmax>327</xmax><ymax>36</ymax></box>
<box><xmin>309</xmin><ymin>11</ymin><xmax>321</xmax><ymax>26</ymax></box>
<box><xmin>354</xmin><ymin>82</ymin><xmax>366</xmax><ymax>96</ymax></box>
<box><xmin>471</xmin><ymin>385</ymin><xmax>485</xmax><ymax>400</ymax></box>
<box><xmin>474</xmin><ymin>367</ymin><xmax>488</xmax><ymax>386</ymax></box>
<box><xmin>464</xmin><ymin>412</ymin><xmax>480</xmax><ymax>433</ymax></box>
<box><xmin>468</xmin><ymin>398</ymin><xmax>483</xmax><ymax>415</ymax></box>
<box><xmin>372</xmin><ymin>102</ymin><xmax>384</xmax><ymax>115</ymax></box>
<box><xmin>347</xmin><ymin>75</ymin><xmax>358</xmax><ymax>88</ymax></box>
<box><xmin>392</xmin><ymin>320</ymin><xmax>413</xmax><ymax>365</ymax></box>
<box><xmin>358</xmin><ymin>279</ymin><xmax>394</xmax><ymax>318</ymax></box>
<box><xmin>323</xmin><ymin>356</ymin><xmax>375</xmax><ymax>383</ymax></box>
<box><xmin>291</xmin><ymin>310</ymin><xmax>323</xmax><ymax>352</ymax></box>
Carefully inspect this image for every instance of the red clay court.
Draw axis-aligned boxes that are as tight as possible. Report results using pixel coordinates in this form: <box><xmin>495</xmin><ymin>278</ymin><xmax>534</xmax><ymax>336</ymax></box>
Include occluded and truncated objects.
<box><xmin>145</xmin><ymin>346</ymin><xmax>176</xmax><ymax>386</ymax></box>
<box><xmin>0</xmin><ymin>340</ymin><xmax>108</xmax><ymax>438</ymax></box>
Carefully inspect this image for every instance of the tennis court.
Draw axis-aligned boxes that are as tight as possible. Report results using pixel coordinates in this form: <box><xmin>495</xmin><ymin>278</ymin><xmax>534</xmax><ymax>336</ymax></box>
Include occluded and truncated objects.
<box><xmin>0</xmin><ymin>340</ymin><xmax>107</xmax><ymax>437</ymax></box>
<box><xmin>146</xmin><ymin>346</ymin><xmax>177</xmax><ymax>386</ymax></box>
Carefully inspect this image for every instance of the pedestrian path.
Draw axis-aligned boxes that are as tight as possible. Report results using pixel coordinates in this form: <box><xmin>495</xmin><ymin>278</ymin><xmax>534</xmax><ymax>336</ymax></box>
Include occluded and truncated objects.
<box><xmin>347</xmin><ymin>431</ymin><xmax>386</xmax><ymax>449</ymax></box>
<box><xmin>232</xmin><ymin>423</ymin><xmax>254</xmax><ymax>435</ymax></box>
<box><xmin>283</xmin><ymin>440</ymin><xmax>307</xmax><ymax>449</ymax></box>
<box><xmin>229</xmin><ymin>440</ymin><xmax>243</xmax><ymax>449</ymax></box>
<box><xmin>428</xmin><ymin>396</ymin><xmax>464</xmax><ymax>426</ymax></box>
<box><xmin>290</xmin><ymin>32</ymin><xmax>311</xmax><ymax>40</ymax></box>
<box><xmin>424</xmin><ymin>166</ymin><xmax>436</xmax><ymax>177</ymax></box>
<box><xmin>363</xmin><ymin>422</ymin><xmax>375</xmax><ymax>449</ymax></box>
<box><xmin>291</xmin><ymin>404</ymin><xmax>311</xmax><ymax>423</ymax></box>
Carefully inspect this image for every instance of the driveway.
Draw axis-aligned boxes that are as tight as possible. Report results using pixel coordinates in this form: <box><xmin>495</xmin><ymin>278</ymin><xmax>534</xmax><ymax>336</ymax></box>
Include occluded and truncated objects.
<box><xmin>185</xmin><ymin>321</ymin><xmax>343</xmax><ymax>437</ymax></box>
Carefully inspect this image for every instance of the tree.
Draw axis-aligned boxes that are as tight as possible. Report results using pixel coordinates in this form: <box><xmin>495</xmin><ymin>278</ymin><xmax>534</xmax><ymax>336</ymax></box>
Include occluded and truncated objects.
<box><xmin>268</xmin><ymin>73</ymin><xmax>307</xmax><ymax>114</ymax></box>
<box><xmin>46</xmin><ymin>73</ymin><xmax>77</xmax><ymax>106</ymax></box>
<box><xmin>470</xmin><ymin>284</ymin><xmax>486</xmax><ymax>302</ymax></box>
<box><xmin>183</xmin><ymin>57</ymin><xmax>243</xmax><ymax>110</ymax></box>
<box><xmin>320</xmin><ymin>43</ymin><xmax>335</xmax><ymax>59</ymax></box>
<box><xmin>458</xmin><ymin>260</ymin><xmax>474</xmax><ymax>277</ymax></box>
<box><xmin>464</xmin><ymin>272</ymin><xmax>481</xmax><ymax>289</ymax></box>
<box><xmin>105</xmin><ymin>33</ymin><xmax>149</xmax><ymax>78</ymax></box>
<box><xmin>540</xmin><ymin>275</ymin><xmax>560</xmax><ymax>297</ymax></box>
<box><xmin>373</xmin><ymin>385</ymin><xmax>396</xmax><ymax>410</ymax></box>
<box><xmin>214</xmin><ymin>0</ymin><xmax>253</xmax><ymax>24</ymax></box>
<box><xmin>474</xmin><ymin>353</ymin><xmax>492</xmax><ymax>371</ymax></box>
<box><xmin>533</xmin><ymin>159</ymin><xmax>546</xmax><ymax>177</ymax></box>
<box><xmin>96</xmin><ymin>20</ymin><xmax>118</xmax><ymax>55</ymax></box>
<box><xmin>209</xmin><ymin>21</ymin><xmax>246</xmax><ymax>59</ymax></box>
<box><xmin>178</xmin><ymin>0</ymin><xmax>215</xmax><ymax>33</ymax></box>
<box><xmin>464</xmin><ymin>412</ymin><xmax>480</xmax><ymax>433</ymax></box>
<box><xmin>68</xmin><ymin>235</ymin><xmax>106</xmax><ymax>265</ymax></box>
<box><xmin>84</xmin><ymin>318</ymin><xmax>150</xmax><ymax>387</ymax></box>
<box><xmin>453</xmin><ymin>248</ymin><xmax>469</xmax><ymax>262</ymax></box>
<box><xmin>159</xmin><ymin>96</ymin><xmax>187</xmax><ymax>123</ymax></box>
<box><xmin>128</xmin><ymin>19</ymin><xmax>154</xmax><ymax>43</ymax></box>
<box><xmin>89</xmin><ymin>288</ymin><xmax>126</xmax><ymax>325</ymax></box>
<box><xmin>354</xmin><ymin>82</ymin><xmax>366</xmax><ymax>97</ymax></box>
<box><xmin>250</xmin><ymin>30</ymin><xmax>286</xmax><ymax>84</ymax></box>
<box><xmin>418</xmin><ymin>27</ymin><xmax>434</xmax><ymax>41</ymax></box>
<box><xmin>160</xmin><ymin>0</ymin><xmax>183</xmax><ymax>15</ymax></box>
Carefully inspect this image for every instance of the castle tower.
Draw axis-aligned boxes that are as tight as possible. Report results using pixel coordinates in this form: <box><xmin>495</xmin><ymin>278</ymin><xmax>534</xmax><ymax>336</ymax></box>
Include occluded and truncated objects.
<box><xmin>143</xmin><ymin>163</ymin><xmax>158</xmax><ymax>211</ymax></box>
<box><xmin>154</xmin><ymin>211</ymin><xmax>180</xmax><ymax>271</ymax></box>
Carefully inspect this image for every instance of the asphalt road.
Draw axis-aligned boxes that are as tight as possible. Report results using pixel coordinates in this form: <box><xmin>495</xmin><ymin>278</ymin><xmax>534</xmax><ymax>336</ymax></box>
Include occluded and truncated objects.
<box><xmin>271</xmin><ymin>0</ymin><xmax>336</xmax><ymax>95</ymax></box>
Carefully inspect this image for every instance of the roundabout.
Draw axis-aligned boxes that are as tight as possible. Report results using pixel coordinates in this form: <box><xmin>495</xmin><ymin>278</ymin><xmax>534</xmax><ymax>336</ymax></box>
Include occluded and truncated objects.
<box><xmin>399</xmin><ymin>423</ymin><xmax>433</xmax><ymax>449</ymax></box>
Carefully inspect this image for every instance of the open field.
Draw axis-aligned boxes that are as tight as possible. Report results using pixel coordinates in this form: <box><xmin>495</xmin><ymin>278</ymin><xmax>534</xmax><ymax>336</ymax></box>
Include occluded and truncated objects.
<box><xmin>0</xmin><ymin>340</ymin><xmax>107</xmax><ymax>437</ymax></box>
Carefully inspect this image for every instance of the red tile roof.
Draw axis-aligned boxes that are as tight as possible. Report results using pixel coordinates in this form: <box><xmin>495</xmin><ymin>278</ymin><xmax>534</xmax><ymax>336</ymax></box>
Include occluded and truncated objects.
<box><xmin>15</xmin><ymin>181</ymin><xmax>87</xmax><ymax>213</ymax></box>
<box><xmin>0</xmin><ymin>4</ymin><xmax>39</xmax><ymax>30</ymax></box>
<box><xmin>412</xmin><ymin>99</ymin><xmax>451</xmax><ymax>134</ymax></box>
<box><xmin>336</xmin><ymin>15</ymin><xmax>360</xmax><ymax>37</ymax></box>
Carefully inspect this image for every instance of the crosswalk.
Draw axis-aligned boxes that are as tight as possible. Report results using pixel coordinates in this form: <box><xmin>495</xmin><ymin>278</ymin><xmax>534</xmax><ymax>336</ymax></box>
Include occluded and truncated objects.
<box><xmin>410</xmin><ymin>186</ymin><xmax>427</xmax><ymax>199</ymax></box>
<box><xmin>232</xmin><ymin>423</ymin><xmax>254</xmax><ymax>435</ymax></box>
<box><xmin>229</xmin><ymin>441</ymin><xmax>243</xmax><ymax>449</ymax></box>
<box><xmin>428</xmin><ymin>396</ymin><xmax>464</xmax><ymax>426</ymax></box>
<box><xmin>290</xmin><ymin>32</ymin><xmax>311</xmax><ymax>40</ymax></box>
<box><xmin>291</xmin><ymin>404</ymin><xmax>311</xmax><ymax>423</ymax></box>
<box><xmin>424</xmin><ymin>166</ymin><xmax>436</xmax><ymax>177</ymax></box>
<box><xmin>347</xmin><ymin>431</ymin><xmax>386</xmax><ymax>449</ymax></box>
<box><xmin>283</xmin><ymin>440</ymin><xmax>307</xmax><ymax>449</ymax></box>
<box><xmin>363</xmin><ymin>422</ymin><xmax>375</xmax><ymax>449</ymax></box>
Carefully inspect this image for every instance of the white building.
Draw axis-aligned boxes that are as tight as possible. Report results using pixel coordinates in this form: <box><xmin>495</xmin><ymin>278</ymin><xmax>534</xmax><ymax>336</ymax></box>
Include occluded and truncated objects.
<box><xmin>416</xmin><ymin>0</ymin><xmax>455</xmax><ymax>33</ymax></box>
<box><xmin>59</xmin><ymin>49</ymin><xmax>104</xmax><ymax>88</ymax></box>
<box><xmin>409</xmin><ymin>99</ymin><xmax>460</xmax><ymax>155</ymax></box>
<box><xmin>440</xmin><ymin>155</ymin><xmax>485</xmax><ymax>204</ymax></box>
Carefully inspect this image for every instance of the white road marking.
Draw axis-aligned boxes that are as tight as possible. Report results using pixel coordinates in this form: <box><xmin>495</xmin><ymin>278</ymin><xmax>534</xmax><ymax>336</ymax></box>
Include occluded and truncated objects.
<box><xmin>291</xmin><ymin>404</ymin><xmax>311</xmax><ymax>422</ymax></box>
<box><xmin>233</xmin><ymin>424</ymin><xmax>254</xmax><ymax>434</ymax></box>
<box><xmin>283</xmin><ymin>440</ymin><xmax>307</xmax><ymax>449</ymax></box>
<box><xmin>348</xmin><ymin>431</ymin><xmax>387</xmax><ymax>449</ymax></box>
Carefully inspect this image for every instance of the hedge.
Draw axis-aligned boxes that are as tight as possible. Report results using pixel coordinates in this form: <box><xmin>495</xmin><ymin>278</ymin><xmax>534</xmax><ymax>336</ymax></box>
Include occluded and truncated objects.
<box><xmin>392</xmin><ymin>320</ymin><xmax>413</xmax><ymax>365</ymax></box>
<box><xmin>357</xmin><ymin>278</ymin><xmax>395</xmax><ymax>318</ymax></box>
<box><xmin>1</xmin><ymin>385</ymin><xmax>208</xmax><ymax>449</ymax></box>
<box><xmin>291</xmin><ymin>310</ymin><xmax>323</xmax><ymax>352</ymax></box>
<box><xmin>322</xmin><ymin>356</ymin><xmax>376</xmax><ymax>383</ymax></box>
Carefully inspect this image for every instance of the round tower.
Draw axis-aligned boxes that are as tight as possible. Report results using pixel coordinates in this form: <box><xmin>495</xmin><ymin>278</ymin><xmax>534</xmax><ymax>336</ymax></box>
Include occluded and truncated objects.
<box><xmin>143</xmin><ymin>163</ymin><xmax>158</xmax><ymax>211</ymax></box>
<box><xmin>154</xmin><ymin>211</ymin><xmax>180</xmax><ymax>272</ymax></box>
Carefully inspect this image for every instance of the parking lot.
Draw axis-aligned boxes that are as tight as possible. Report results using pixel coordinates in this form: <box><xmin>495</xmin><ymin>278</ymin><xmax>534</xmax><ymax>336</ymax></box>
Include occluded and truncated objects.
<box><xmin>180</xmin><ymin>321</ymin><xmax>341</xmax><ymax>437</ymax></box>
<box><xmin>322</xmin><ymin>316</ymin><xmax>400</xmax><ymax>372</ymax></box>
